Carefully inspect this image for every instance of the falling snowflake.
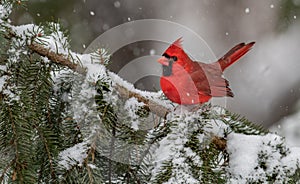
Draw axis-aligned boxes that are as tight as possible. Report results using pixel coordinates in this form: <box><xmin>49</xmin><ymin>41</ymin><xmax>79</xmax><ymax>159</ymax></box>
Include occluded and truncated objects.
<box><xmin>102</xmin><ymin>24</ymin><xmax>110</xmax><ymax>30</ymax></box>
<box><xmin>114</xmin><ymin>1</ymin><xmax>121</xmax><ymax>8</ymax></box>
<box><xmin>150</xmin><ymin>49</ymin><xmax>156</xmax><ymax>56</ymax></box>
<box><xmin>245</xmin><ymin>8</ymin><xmax>250</xmax><ymax>14</ymax></box>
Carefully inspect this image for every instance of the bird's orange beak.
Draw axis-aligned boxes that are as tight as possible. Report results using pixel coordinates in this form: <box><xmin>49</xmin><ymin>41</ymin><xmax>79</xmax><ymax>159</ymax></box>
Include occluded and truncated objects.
<box><xmin>157</xmin><ymin>57</ymin><xmax>169</xmax><ymax>66</ymax></box>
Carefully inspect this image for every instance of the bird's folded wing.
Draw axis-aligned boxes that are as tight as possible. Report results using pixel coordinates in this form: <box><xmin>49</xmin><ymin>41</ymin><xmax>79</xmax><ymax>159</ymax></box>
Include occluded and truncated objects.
<box><xmin>192</xmin><ymin>63</ymin><xmax>234</xmax><ymax>97</ymax></box>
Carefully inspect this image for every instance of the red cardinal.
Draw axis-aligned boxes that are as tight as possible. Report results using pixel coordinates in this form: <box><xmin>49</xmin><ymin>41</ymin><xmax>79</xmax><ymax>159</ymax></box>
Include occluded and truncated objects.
<box><xmin>157</xmin><ymin>38</ymin><xmax>255</xmax><ymax>105</ymax></box>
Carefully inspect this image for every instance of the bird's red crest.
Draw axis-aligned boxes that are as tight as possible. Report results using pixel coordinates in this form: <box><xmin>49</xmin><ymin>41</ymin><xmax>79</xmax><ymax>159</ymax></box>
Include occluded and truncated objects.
<box><xmin>171</xmin><ymin>37</ymin><xmax>183</xmax><ymax>49</ymax></box>
<box><xmin>164</xmin><ymin>37</ymin><xmax>184</xmax><ymax>56</ymax></box>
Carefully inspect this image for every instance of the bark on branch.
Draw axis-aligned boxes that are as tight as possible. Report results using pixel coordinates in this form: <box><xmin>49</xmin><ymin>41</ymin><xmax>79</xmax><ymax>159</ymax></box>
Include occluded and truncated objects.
<box><xmin>28</xmin><ymin>43</ymin><xmax>87</xmax><ymax>75</ymax></box>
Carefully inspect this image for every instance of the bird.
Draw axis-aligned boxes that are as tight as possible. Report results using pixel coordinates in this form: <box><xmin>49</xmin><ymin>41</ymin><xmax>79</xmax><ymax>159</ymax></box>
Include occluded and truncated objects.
<box><xmin>157</xmin><ymin>38</ymin><xmax>255</xmax><ymax>105</ymax></box>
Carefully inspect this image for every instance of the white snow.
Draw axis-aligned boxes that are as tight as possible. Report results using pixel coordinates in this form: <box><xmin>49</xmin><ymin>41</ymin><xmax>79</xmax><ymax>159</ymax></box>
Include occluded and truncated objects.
<box><xmin>150</xmin><ymin>49</ymin><xmax>156</xmax><ymax>55</ymax></box>
<box><xmin>2</xmin><ymin>85</ymin><xmax>19</xmax><ymax>102</ymax></box>
<box><xmin>0</xmin><ymin>75</ymin><xmax>6</xmax><ymax>91</ymax></box>
<box><xmin>35</xmin><ymin>23</ymin><xmax>69</xmax><ymax>54</ymax></box>
<box><xmin>282</xmin><ymin>147</ymin><xmax>300</xmax><ymax>170</ymax></box>
<box><xmin>245</xmin><ymin>8</ymin><xmax>250</xmax><ymax>14</ymax></box>
<box><xmin>227</xmin><ymin>133</ymin><xmax>300</xmax><ymax>183</ymax></box>
<box><xmin>88</xmin><ymin>163</ymin><xmax>97</xmax><ymax>169</ymax></box>
<box><xmin>151</xmin><ymin>109</ymin><xmax>209</xmax><ymax>183</ymax></box>
<box><xmin>0</xmin><ymin>4</ymin><xmax>12</xmax><ymax>21</ymax></box>
<box><xmin>150</xmin><ymin>105</ymin><xmax>300</xmax><ymax>183</ymax></box>
<box><xmin>12</xmin><ymin>24</ymin><xmax>38</xmax><ymax>40</ymax></box>
<box><xmin>153</xmin><ymin>107</ymin><xmax>217</xmax><ymax>167</ymax></box>
<box><xmin>78</xmin><ymin>54</ymin><xmax>107</xmax><ymax>81</ymax></box>
<box><xmin>58</xmin><ymin>142</ymin><xmax>88</xmax><ymax>169</ymax></box>
<box><xmin>108</xmin><ymin>70</ymin><xmax>173</xmax><ymax>110</ymax></box>
<box><xmin>227</xmin><ymin>133</ymin><xmax>265</xmax><ymax>182</ymax></box>
<box><xmin>124</xmin><ymin>97</ymin><xmax>145</xmax><ymax>130</ymax></box>
<box><xmin>114</xmin><ymin>1</ymin><xmax>121</xmax><ymax>8</ymax></box>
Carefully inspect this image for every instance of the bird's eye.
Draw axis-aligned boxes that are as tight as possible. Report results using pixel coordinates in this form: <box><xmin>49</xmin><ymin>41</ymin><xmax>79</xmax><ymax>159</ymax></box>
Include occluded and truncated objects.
<box><xmin>162</xmin><ymin>53</ymin><xmax>170</xmax><ymax>59</ymax></box>
<box><xmin>172</xmin><ymin>56</ymin><xmax>178</xmax><ymax>61</ymax></box>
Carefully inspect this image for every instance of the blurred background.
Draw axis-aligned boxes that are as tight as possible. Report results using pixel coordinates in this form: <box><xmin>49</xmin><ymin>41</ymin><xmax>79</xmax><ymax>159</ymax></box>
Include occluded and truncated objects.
<box><xmin>10</xmin><ymin>0</ymin><xmax>300</xmax><ymax>142</ymax></box>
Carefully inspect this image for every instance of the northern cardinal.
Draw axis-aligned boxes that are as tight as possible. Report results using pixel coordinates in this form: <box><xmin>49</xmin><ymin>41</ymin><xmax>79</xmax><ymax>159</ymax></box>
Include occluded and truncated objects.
<box><xmin>157</xmin><ymin>38</ymin><xmax>255</xmax><ymax>105</ymax></box>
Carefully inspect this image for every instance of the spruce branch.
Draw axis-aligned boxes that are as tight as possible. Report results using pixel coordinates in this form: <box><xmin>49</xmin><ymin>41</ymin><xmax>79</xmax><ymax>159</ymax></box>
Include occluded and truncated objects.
<box><xmin>27</xmin><ymin>41</ymin><xmax>170</xmax><ymax>119</ymax></box>
<box><xmin>35</xmin><ymin>126</ymin><xmax>56</xmax><ymax>180</ymax></box>
<box><xmin>3</xmin><ymin>26</ymin><xmax>170</xmax><ymax>119</ymax></box>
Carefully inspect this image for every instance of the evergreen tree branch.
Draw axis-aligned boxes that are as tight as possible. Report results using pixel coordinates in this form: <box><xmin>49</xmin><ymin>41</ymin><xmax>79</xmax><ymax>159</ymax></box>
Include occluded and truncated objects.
<box><xmin>83</xmin><ymin>145</ymin><xmax>96</xmax><ymax>184</ymax></box>
<box><xmin>35</xmin><ymin>127</ymin><xmax>56</xmax><ymax>180</ymax></box>
<box><xmin>108</xmin><ymin>125</ymin><xmax>116</xmax><ymax>184</ymax></box>
<box><xmin>26</xmin><ymin>41</ymin><xmax>170</xmax><ymax>119</ymax></box>
<box><xmin>3</xmin><ymin>29</ymin><xmax>170</xmax><ymax>119</ymax></box>
<box><xmin>8</xmin><ymin>104</ymin><xmax>21</xmax><ymax>182</ymax></box>
<box><xmin>137</xmin><ymin>121</ymin><xmax>170</xmax><ymax>166</ymax></box>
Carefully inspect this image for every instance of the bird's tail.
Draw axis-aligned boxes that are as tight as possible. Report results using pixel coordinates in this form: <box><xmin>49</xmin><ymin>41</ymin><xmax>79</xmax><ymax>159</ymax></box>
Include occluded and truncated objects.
<box><xmin>217</xmin><ymin>42</ymin><xmax>255</xmax><ymax>71</ymax></box>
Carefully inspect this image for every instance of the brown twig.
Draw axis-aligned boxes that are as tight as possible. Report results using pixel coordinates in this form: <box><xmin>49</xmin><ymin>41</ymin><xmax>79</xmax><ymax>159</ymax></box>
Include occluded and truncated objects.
<box><xmin>211</xmin><ymin>136</ymin><xmax>227</xmax><ymax>151</ymax></box>
<box><xmin>28</xmin><ymin>43</ymin><xmax>87</xmax><ymax>75</ymax></box>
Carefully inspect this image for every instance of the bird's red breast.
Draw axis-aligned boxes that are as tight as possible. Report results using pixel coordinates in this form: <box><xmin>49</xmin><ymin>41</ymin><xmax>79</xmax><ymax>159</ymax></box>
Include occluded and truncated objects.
<box><xmin>157</xmin><ymin>38</ymin><xmax>255</xmax><ymax>105</ymax></box>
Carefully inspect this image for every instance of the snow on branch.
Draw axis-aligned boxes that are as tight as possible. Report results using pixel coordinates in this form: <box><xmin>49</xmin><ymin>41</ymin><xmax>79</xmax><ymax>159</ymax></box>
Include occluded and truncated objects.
<box><xmin>27</xmin><ymin>40</ymin><xmax>171</xmax><ymax>119</ymax></box>
<box><xmin>4</xmin><ymin>17</ymin><xmax>172</xmax><ymax>121</ymax></box>
<box><xmin>115</xmin><ymin>84</ymin><xmax>170</xmax><ymax>119</ymax></box>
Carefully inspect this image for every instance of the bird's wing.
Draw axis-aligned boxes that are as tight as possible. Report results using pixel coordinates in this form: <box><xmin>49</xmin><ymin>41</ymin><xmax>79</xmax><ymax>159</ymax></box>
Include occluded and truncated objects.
<box><xmin>191</xmin><ymin>62</ymin><xmax>234</xmax><ymax>97</ymax></box>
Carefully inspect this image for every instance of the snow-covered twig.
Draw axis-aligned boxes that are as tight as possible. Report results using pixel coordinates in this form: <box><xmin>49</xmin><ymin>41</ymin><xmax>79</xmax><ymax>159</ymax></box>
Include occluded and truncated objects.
<box><xmin>28</xmin><ymin>43</ymin><xmax>86</xmax><ymax>75</ymax></box>
<box><xmin>27</xmin><ymin>42</ymin><xmax>170</xmax><ymax>119</ymax></box>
